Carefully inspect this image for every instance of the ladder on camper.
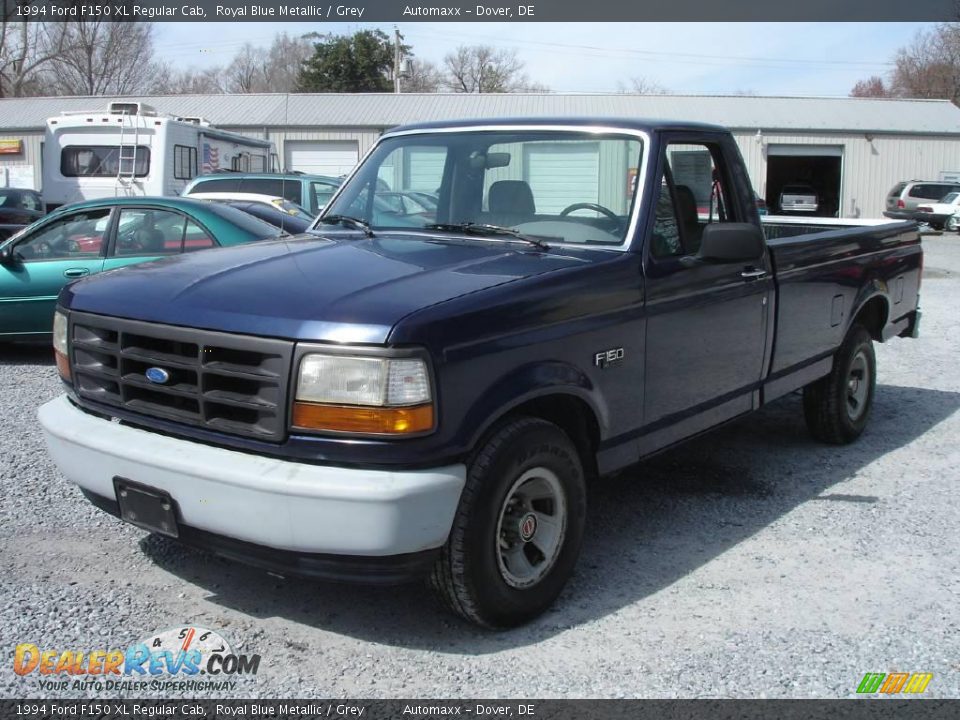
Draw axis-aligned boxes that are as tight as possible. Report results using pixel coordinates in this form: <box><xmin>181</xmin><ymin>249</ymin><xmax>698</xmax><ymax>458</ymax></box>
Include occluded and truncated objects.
<box><xmin>115</xmin><ymin>110</ymin><xmax>141</xmax><ymax>196</ymax></box>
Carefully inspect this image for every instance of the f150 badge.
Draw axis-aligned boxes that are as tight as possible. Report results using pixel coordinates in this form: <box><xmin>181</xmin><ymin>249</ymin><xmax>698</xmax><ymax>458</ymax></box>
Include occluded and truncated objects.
<box><xmin>594</xmin><ymin>347</ymin><xmax>625</xmax><ymax>369</ymax></box>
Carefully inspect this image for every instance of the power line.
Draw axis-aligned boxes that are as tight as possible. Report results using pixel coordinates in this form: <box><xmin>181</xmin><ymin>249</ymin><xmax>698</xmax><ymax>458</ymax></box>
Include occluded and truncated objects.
<box><xmin>401</xmin><ymin>27</ymin><xmax>895</xmax><ymax>69</ymax></box>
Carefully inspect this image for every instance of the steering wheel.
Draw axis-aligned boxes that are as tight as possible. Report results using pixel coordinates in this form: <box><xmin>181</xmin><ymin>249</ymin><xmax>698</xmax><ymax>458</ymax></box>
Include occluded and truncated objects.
<box><xmin>559</xmin><ymin>202</ymin><xmax>620</xmax><ymax>223</ymax></box>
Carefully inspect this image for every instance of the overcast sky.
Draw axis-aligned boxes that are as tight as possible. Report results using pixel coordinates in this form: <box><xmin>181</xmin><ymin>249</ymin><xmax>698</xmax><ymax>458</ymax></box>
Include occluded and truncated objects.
<box><xmin>154</xmin><ymin>22</ymin><xmax>930</xmax><ymax>96</ymax></box>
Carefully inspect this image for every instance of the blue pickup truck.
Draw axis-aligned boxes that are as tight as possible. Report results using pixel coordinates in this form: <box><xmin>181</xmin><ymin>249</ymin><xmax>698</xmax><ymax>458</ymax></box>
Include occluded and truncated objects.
<box><xmin>39</xmin><ymin>118</ymin><xmax>922</xmax><ymax>628</ymax></box>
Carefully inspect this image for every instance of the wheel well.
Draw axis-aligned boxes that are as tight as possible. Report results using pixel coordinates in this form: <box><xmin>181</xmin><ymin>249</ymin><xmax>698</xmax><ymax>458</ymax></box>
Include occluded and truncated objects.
<box><xmin>853</xmin><ymin>296</ymin><xmax>889</xmax><ymax>341</ymax></box>
<box><xmin>507</xmin><ymin>395</ymin><xmax>601</xmax><ymax>479</ymax></box>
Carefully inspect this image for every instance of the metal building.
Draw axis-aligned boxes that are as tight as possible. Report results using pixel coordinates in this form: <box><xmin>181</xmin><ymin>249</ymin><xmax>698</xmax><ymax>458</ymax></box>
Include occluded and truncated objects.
<box><xmin>1</xmin><ymin>93</ymin><xmax>959</xmax><ymax>218</ymax></box>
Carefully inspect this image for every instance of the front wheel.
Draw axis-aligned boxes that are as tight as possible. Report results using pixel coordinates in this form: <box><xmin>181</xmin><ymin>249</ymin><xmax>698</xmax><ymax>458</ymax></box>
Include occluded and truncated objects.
<box><xmin>429</xmin><ymin>416</ymin><xmax>586</xmax><ymax>628</ymax></box>
<box><xmin>803</xmin><ymin>324</ymin><xmax>876</xmax><ymax>444</ymax></box>
<box><xmin>948</xmin><ymin>216</ymin><xmax>960</xmax><ymax>232</ymax></box>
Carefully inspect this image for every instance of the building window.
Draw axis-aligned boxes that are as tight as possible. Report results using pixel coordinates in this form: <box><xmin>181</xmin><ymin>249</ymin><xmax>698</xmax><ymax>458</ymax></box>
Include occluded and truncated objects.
<box><xmin>174</xmin><ymin>145</ymin><xmax>197</xmax><ymax>180</ymax></box>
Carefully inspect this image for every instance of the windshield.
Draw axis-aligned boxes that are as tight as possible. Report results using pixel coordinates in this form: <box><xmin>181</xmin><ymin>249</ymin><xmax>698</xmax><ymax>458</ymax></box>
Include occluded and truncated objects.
<box><xmin>942</xmin><ymin>192</ymin><xmax>960</xmax><ymax>204</ymax></box>
<box><xmin>320</xmin><ymin>130</ymin><xmax>645</xmax><ymax>247</ymax></box>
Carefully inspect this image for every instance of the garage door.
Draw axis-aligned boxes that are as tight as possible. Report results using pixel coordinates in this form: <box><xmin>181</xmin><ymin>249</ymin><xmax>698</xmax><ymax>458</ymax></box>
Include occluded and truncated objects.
<box><xmin>524</xmin><ymin>143</ymin><xmax>599</xmax><ymax>214</ymax></box>
<box><xmin>403</xmin><ymin>147</ymin><xmax>447</xmax><ymax>192</ymax></box>
<box><xmin>285</xmin><ymin>141</ymin><xmax>358</xmax><ymax>177</ymax></box>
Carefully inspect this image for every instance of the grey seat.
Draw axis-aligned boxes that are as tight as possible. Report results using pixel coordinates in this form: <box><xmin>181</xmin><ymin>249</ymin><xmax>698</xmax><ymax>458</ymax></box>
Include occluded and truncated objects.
<box><xmin>674</xmin><ymin>184</ymin><xmax>703</xmax><ymax>253</ymax></box>
<box><xmin>488</xmin><ymin>180</ymin><xmax>536</xmax><ymax>225</ymax></box>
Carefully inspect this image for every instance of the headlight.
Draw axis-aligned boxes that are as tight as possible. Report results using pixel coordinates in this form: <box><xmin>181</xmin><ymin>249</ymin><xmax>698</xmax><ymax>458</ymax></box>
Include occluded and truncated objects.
<box><xmin>53</xmin><ymin>310</ymin><xmax>71</xmax><ymax>381</ymax></box>
<box><xmin>292</xmin><ymin>353</ymin><xmax>433</xmax><ymax>435</ymax></box>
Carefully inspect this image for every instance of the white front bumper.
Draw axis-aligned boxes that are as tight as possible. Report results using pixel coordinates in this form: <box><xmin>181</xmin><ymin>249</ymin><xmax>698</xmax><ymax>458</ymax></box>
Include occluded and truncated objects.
<box><xmin>38</xmin><ymin>395</ymin><xmax>465</xmax><ymax>556</ymax></box>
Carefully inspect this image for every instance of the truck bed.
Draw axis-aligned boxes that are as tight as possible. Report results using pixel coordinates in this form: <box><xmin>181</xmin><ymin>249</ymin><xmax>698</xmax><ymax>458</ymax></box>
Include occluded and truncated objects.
<box><xmin>762</xmin><ymin>217</ymin><xmax>921</xmax><ymax>390</ymax></box>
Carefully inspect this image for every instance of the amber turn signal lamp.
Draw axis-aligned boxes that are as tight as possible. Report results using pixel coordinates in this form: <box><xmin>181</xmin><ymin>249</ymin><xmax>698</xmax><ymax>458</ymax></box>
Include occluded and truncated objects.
<box><xmin>292</xmin><ymin>402</ymin><xmax>434</xmax><ymax>435</ymax></box>
<box><xmin>55</xmin><ymin>350</ymin><xmax>71</xmax><ymax>382</ymax></box>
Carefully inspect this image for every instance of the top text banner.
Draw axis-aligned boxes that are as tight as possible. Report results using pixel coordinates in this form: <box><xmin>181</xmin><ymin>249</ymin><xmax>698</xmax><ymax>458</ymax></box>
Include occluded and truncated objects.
<box><xmin>3</xmin><ymin>0</ymin><xmax>958</xmax><ymax>21</ymax></box>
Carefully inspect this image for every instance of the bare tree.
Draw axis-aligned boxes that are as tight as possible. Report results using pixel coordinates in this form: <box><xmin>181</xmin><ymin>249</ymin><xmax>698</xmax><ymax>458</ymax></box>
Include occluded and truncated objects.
<box><xmin>850</xmin><ymin>76</ymin><xmax>891</xmax><ymax>98</ymax></box>
<box><xmin>0</xmin><ymin>19</ymin><xmax>69</xmax><ymax>97</ymax></box>
<box><xmin>46</xmin><ymin>22</ymin><xmax>159</xmax><ymax>96</ymax></box>
<box><xmin>402</xmin><ymin>57</ymin><xmax>443</xmax><ymax>93</ymax></box>
<box><xmin>263</xmin><ymin>32</ymin><xmax>312</xmax><ymax>92</ymax></box>
<box><xmin>223</xmin><ymin>42</ymin><xmax>266</xmax><ymax>93</ymax></box>
<box><xmin>442</xmin><ymin>45</ymin><xmax>547</xmax><ymax>93</ymax></box>
<box><xmin>151</xmin><ymin>64</ymin><xmax>226</xmax><ymax>95</ymax></box>
<box><xmin>889</xmin><ymin>23</ymin><xmax>960</xmax><ymax>102</ymax></box>
<box><xmin>618</xmin><ymin>76</ymin><xmax>669</xmax><ymax>95</ymax></box>
<box><xmin>849</xmin><ymin>23</ymin><xmax>960</xmax><ymax>104</ymax></box>
<box><xmin>219</xmin><ymin>34</ymin><xmax>312</xmax><ymax>93</ymax></box>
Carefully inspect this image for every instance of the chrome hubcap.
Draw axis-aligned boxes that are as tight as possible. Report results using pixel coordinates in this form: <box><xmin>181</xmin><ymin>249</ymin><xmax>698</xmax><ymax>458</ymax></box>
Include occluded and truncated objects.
<box><xmin>846</xmin><ymin>350</ymin><xmax>870</xmax><ymax>420</ymax></box>
<box><xmin>495</xmin><ymin>467</ymin><xmax>567</xmax><ymax>589</ymax></box>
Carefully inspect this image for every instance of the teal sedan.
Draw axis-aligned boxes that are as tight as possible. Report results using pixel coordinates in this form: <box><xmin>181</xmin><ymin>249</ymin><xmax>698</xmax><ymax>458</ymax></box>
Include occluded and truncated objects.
<box><xmin>0</xmin><ymin>197</ymin><xmax>283</xmax><ymax>340</ymax></box>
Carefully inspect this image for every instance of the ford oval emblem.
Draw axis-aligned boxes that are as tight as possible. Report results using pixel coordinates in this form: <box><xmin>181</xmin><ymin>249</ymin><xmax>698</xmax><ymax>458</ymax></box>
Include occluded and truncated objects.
<box><xmin>145</xmin><ymin>367</ymin><xmax>171</xmax><ymax>385</ymax></box>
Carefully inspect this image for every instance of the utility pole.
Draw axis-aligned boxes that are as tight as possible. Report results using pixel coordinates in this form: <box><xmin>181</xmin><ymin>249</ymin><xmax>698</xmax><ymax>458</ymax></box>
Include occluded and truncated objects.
<box><xmin>394</xmin><ymin>26</ymin><xmax>402</xmax><ymax>94</ymax></box>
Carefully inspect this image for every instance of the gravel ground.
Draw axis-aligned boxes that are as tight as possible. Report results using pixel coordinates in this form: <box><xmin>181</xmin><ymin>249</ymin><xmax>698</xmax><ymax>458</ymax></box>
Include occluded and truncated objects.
<box><xmin>1</xmin><ymin>235</ymin><xmax>958</xmax><ymax>699</ymax></box>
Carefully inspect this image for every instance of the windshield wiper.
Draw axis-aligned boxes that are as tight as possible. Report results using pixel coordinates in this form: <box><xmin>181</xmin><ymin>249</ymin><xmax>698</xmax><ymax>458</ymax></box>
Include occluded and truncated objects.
<box><xmin>425</xmin><ymin>222</ymin><xmax>550</xmax><ymax>250</ymax></box>
<box><xmin>318</xmin><ymin>214</ymin><xmax>374</xmax><ymax>237</ymax></box>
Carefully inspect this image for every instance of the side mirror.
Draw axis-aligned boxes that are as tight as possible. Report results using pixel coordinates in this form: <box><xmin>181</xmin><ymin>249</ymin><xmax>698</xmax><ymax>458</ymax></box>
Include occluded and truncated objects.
<box><xmin>697</xmin><ymin>222</ymin><xmax>765</xmax><ymax>263</ymax></box>
<box><xmin>0</xmin><ymin>244</ymin><xmax>17</xmax><ymax>265</ymax></box>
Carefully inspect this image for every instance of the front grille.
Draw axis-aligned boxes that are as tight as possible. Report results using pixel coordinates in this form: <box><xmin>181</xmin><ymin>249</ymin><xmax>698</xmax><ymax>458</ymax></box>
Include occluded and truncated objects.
<box><xmin>69</xmin><ymin>311</ymin><xmax>294</xmax><ymax>441</ymax></box>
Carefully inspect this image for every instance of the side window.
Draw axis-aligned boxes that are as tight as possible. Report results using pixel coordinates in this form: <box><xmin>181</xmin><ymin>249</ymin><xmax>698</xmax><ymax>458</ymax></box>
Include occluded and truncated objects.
<box><xmin>241</xmin><ymin>178</ymin><xmax>287</xmax><ymax>198</ymax></box>
<box><xmin>650</xmin><ymin>180</ymin><xmax>683</xmax><ymax>259</ymax></box>
<box><xmin>649</xmin><ymin>142</ymin><xmax>736</xmax><ymax>260</ymax></box>
<box><xmin>280</xmin><ymin>181</ymin><xmax>301</xmax><ymax>205</ymax></box>
<box><xmin>14</xmin><ymin>209</ymin><xmax>111</xmax><ymax>261</ymax></box>
<box><xmin>174</xmin><ymin>145</ymin><xmax>198</xmax><ymax>180</ymax></box>
<box><xmin>114</xmin><ymin>208</ymin><xmax>187</xmax><ymax>257</ymax></box>
<box><xmin>21</xmin><ymin>193</ymin><xmax>42</xmax><ymax>211</ymax></box>
<box><xmin>908</xmin><ymin>185</ymin><xmax>929</xmax><ymax>198</ymax></box>
<box><xmin>182</xmin><ymin>219</ymin><xmax>215</xmax><ymax>252</ymax></box>
<box><xmin>311</xmin><ymin>181</ymin><xmax>338</xmax><ymax>213</ymax></box>
<box><xmin>188</xmin><ymin>178</ymin><xmax>241</xmax><ymax>193</ymax></box>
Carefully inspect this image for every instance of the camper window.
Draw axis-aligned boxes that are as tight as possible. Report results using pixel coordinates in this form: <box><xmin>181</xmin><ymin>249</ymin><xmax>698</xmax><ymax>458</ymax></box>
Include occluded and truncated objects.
<box><xmin>61</xmin><ymin>146</ymin><xmax>150</xmax><ymax>178</ymax></box>
<box><xmin>174</xmin><ymin>145</ymin><xmax>198</xmax><ymax>180</ymax></box>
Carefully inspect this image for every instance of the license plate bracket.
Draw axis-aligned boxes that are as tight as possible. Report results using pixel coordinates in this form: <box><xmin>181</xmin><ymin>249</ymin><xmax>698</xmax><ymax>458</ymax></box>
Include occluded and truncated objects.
<box><xmin>114</xmin><ymin>477</ymin><xmax>179</xmax><ymax>538</ymax></box>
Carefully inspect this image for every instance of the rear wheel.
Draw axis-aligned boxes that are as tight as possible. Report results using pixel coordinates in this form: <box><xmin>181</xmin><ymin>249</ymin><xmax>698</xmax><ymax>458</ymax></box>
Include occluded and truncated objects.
<box><xmin>429</xmin><ymin>416</ymin><xmax>586</xmax><ymax>628</ymax></box>
<box><xmin>948</xmin><ymin>215</ymin><xmax>960</xmax><ymax>232</ymax></box>
<box><xmin>803</xmin><ymin>324</ymin><xmax>876</xmax><ymax>444</ymax></box>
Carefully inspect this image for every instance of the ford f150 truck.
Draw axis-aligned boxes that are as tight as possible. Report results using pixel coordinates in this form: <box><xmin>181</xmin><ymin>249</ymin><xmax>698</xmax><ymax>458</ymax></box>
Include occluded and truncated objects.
<box><xmin>39</xmin><ymin>119</ymin><xmax>922</xmax><ymax>628</ymax></box>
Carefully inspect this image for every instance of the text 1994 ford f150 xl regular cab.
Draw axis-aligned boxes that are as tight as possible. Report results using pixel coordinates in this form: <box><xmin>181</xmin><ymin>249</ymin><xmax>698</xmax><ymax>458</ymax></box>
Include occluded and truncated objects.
<box><xmin>39</xmin><ymin>119</ymin><xmax>921</xmax><ymax>628</ymax></box>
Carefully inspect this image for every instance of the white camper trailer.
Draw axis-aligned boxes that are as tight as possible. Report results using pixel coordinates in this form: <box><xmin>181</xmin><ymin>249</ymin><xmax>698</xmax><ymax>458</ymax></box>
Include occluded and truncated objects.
<box><xmin>42</xmin><ymin>102</ymin><xmax>276</xmax><ymax>209</ymax></box>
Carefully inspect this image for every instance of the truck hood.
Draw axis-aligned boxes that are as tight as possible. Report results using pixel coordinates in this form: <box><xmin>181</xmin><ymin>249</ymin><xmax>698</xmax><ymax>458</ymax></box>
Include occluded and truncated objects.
<box><xmin>61</xmin><ymin>233</ymin><xmax>594</xmax><ymax>343</ymax></box>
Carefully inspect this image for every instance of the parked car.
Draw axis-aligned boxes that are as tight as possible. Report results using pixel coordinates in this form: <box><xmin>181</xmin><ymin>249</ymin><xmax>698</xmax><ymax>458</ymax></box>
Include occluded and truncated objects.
<box><xmin>41</xmin><ymin>118</ymin><xmax>921</xmax><ymax>628</ymax></box>
<box><xmin>947</xmin><ymin>210</ymin><xmax>960</xmax><ymax>232</ymax></box>
<box><xmin>912</xmin><ymin>191</ymin><xmax>960</xmax><ymax>230</ymax></box>
<box><xmin>0</xmin><ymin>197</ymin><xmax>282</xmax><ymax>341</ymax></box>
<box><xmin>885</xmin><ymin>180</ymin><xmax>960</xmax><ymax>221</ymax></box>
<box><xmin>377</xmin><ymin>191</ymin><xmax>438</xmax><ymax>218</ymax></box>
<box><xmin>182</xmin><ymin>173</ymin><xmax>342</xmax><ymax>215</ymax></box>
<box><xmin>405</xmin><ymin>191</ymin><xmax>440</xmax><ymax>211</ymax></box>
<box><xmin>187</xmin><ymin>192</ymin><xmax>314</xmax><ymax>219</ymax></box>
<box><xmin>778</xmin><ymin>184</ymin><xmax>819</xmax><ymax>213</ymax></box>
<box><xmin>218</xmin><ymin>201</ymin><xmax>313</xmax><ymax>234</ymax></box>
<box><xmin>0</xmin><ymin>187</ymin><xmax>45</xmax><ymax>240</ymax></box>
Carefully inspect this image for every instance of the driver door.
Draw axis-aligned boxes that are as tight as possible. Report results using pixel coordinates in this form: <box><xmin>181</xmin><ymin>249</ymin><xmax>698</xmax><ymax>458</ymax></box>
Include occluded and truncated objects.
<box><xmin>641</xmin><ymin>138</ymin><xmax>772</xmax><ymax>447</ymax></box>
<box><xmin>0</xmin><ymin>208</ymin><xmax>110</xmax><ymax>338</ymax></box>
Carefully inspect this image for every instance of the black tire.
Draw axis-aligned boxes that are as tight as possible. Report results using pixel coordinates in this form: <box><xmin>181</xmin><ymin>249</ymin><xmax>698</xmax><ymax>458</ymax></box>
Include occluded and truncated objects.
<box><xmin>803</xmin><ymin>324</ymin><xmax>876</xmax><ymax>444</ymax></box>
<box><xmin>429</xmin><ymin>416</ymin><xmax>587</xmax><ymax>628</ymax></box>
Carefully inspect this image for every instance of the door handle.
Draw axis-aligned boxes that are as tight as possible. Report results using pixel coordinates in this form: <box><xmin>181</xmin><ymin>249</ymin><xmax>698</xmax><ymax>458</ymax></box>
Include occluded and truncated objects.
<box><xmin>63</xmin><ymin>268</ymin><xmax>90</xmax><ymax>278</ymax></box>
<box><xmin>740</xmin><ymin>268</ymin><xmax>768</xmax><ymax>281</ymax></box>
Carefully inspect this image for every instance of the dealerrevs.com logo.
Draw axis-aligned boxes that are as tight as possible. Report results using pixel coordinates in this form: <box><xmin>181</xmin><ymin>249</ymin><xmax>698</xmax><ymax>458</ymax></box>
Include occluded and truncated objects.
<box><xmin>13</xmin><ymin>626</ymin><xmax>260</xmax><ymax>692</ymax></box>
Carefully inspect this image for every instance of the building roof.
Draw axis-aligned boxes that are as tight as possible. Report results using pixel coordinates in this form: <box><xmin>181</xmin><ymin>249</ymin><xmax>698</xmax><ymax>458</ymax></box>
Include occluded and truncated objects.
<box><xmin>1</xmin><ymin>93</ymin><xmax>958</xmax><ymax>135</ymax></box>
